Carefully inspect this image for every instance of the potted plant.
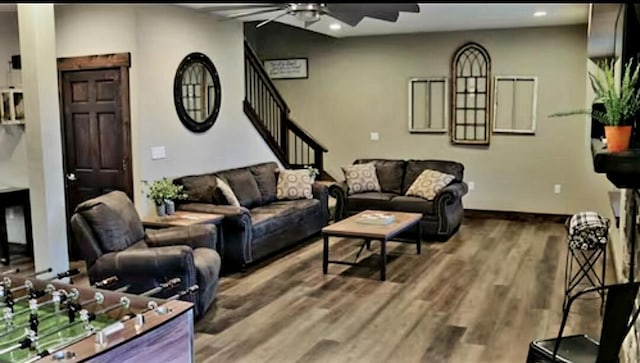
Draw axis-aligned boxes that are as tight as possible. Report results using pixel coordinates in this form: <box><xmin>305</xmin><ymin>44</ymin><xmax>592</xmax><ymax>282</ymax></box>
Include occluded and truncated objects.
<box><xmin>552</xmin><ymin>58</ymin><xmax>640</xmax><ymax>152</ymax></box>
<box><xmin>142</xmin><ymin>178</ymin><xmax>177</xmax><ymax>217</ymax></box>
<box><xmin>164</xmin><ymin>182</ymin><xmax>188</xmax><ymax>215</ymax></box>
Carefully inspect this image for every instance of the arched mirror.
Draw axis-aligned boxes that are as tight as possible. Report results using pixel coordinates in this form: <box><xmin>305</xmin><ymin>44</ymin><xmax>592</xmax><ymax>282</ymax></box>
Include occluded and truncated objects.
<box><xmin>173</xmin><ymin>52</ymin><xmax>221</xmax><ymax>133</ymax></box>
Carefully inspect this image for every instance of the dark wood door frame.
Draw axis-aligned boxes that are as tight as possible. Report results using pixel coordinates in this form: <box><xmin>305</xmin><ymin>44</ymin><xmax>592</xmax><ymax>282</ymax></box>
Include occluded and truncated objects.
<box><xmin>57</xmin><ymin>53</ymin><xmax>133</xmax><ymax>200</ymax></box>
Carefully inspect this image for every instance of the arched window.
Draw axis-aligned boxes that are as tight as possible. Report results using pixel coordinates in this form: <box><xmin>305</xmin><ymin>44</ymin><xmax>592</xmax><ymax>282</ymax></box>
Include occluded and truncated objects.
<box><xmin>451</xmin><ymin>42</ymin><xmax>491</xmax><ymax>145</ymax></box>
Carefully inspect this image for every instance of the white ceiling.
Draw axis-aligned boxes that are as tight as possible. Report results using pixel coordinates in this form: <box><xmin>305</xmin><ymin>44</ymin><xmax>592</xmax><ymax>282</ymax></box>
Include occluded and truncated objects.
<box><xmin>181</xmin><ymin>3</ymin><xmax>589</xmax><ymax>38</ymax></box>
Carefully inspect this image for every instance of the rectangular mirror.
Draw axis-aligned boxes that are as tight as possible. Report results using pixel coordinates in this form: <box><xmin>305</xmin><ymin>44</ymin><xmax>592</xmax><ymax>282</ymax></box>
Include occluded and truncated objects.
<box><xmin>409</xmin><ymin>77</ymin><xmax>448</xmax><ymax>133</ymax></box>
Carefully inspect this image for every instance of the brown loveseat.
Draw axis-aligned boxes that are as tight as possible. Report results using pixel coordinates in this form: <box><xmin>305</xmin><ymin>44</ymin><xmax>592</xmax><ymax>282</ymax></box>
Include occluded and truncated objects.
<box><xmin>174</xmin><ymin>162</ymin><xmax>330</xmax><ymax>271</ymax></box>
<box><xmin>329</xmin><ymin>159</ymin><xmax>468</xmax><ymax>241</ymax></box>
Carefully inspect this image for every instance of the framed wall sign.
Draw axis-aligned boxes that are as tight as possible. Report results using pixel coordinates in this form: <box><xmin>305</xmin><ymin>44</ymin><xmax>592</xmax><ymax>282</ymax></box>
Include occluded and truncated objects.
<box><xmin>263</xmin><ymin>58</ymin><xmax>308</xmax><ymax>79</ymax></box>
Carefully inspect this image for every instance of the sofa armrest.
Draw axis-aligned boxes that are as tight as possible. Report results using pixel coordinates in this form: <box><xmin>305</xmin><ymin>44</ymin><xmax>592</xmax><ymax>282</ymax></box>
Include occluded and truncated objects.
<box><xmin>435</xmin><ymin>182</ymin><xmax>468</xmax><ymax>202</ymax></box>
<box><xmin>312</xmin><ymin>182</ymin><xmax>330</xmax><ymax>220</ymax></box>
<box><xmin>328</xmin><ymin>181</ymin><xmax>348</xmax><ymax>220</ymax></box>
<box><xmin>90</xmin><ymin>246</ymin><xmax>197</xmax><ymax>288</ymax></box>
<box><xmin>145</xmin><ymin>225</ymin><xmax>217</xmax><ymax>250</ymax></box>
<box><xmin>177</xmin><ymin>202</ymin><xmax>253</xmax><ymax>268</ymax></box>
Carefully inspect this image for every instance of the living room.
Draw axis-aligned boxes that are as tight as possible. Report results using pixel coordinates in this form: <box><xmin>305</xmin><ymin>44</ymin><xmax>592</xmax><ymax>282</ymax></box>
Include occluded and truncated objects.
<box><xmin>0</xmin><ymin>3</ymin><xmax>639</xmax><ymax>363</ymax></box>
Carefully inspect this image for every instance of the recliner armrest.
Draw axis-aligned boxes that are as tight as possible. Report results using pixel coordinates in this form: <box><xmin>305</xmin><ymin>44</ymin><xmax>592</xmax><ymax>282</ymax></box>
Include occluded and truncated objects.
<box><xmin>90</xmin><ymin>246</ymin><xmax>197</xmax><ymax>284</ymax></box>
<box><xmin>145</xmin><ymin>225</ymin><xmax>217</xmax><ymax>250</ymax></box>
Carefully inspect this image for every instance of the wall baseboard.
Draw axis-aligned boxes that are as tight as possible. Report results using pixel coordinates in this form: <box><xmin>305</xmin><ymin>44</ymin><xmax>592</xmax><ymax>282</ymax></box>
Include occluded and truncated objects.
<box><xmin>464</xmin><ymin>209</ymin><xmax>570</xmax><ymax>224</ymax></box>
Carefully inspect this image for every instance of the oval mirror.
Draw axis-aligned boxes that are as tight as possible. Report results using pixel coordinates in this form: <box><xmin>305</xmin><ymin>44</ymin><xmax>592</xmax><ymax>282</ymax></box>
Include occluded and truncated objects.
<box><xmin>173</xmin><ymin>52</ymin><xmax>222</xmax><ymax>133</ymax></box>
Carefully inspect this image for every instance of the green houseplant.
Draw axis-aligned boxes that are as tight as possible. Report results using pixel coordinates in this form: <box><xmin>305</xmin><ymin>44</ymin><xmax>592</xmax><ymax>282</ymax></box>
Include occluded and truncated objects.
<box><xmin>142</xmin><ymin>178</ymin><xmax>186</xmax><ymax>216</ymax></box>
<box><xmin>552</xmin><ymin>58</ymin><xmax>640</xmax><ymax>152</ymax></box>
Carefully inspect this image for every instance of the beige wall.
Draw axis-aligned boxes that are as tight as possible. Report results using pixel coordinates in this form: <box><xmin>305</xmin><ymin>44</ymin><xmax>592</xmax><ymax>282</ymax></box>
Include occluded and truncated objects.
<box><xmin>0</xmin><ymin>11</ymin><xmax>27</xmax><ymax>243</ymax></box>
<box><xmin>253</xmin><ymin>24</ymin><xmax>613</xmax><ymax>215</ymax></box>
<box><xmin>55</xmin><ymin>4</ymin><xmax>278</xmax><ymax>216</ymax></box>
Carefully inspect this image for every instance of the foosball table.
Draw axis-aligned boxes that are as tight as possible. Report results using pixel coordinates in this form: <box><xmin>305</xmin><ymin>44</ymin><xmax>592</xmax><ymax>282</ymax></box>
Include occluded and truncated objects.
<box><xmin>0</xmin><ymin>268</ymin><xmax>197</xmax><ymax>363</ymax></box>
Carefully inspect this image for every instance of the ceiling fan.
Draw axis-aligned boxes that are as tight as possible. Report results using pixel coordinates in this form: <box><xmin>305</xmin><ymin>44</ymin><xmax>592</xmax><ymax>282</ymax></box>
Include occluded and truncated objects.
<box><xmin>200</xmin><ymin>3</ymin><xmax>421</xmax><ymax>28</ymax></box>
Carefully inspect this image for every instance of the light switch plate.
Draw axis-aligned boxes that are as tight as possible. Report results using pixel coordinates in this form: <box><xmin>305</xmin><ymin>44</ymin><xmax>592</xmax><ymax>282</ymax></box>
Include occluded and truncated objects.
<box><xmin>370</xmin><ymin>132</ymin><xmax>379</xmax><ymax>141</ymax></box>
<box><xmin>151</xmin><ymin>146</ymin><xmax>166</xmax><ymax>160</ymax></box>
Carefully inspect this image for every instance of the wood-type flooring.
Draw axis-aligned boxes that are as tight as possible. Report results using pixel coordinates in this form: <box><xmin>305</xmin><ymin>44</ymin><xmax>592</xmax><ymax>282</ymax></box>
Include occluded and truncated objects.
<box><xmin>193</xmin><ymin>218</ymin><xmax>611</xmax><ymax>363</ymax></box>
<box><xmin>0</xmin><ymin>218</ymin><xmax>611</xmax><ymax>362</ymax></box>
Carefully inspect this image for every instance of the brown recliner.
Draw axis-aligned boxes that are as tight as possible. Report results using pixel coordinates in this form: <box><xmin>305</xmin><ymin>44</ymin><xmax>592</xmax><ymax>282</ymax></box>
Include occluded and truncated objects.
<box><xmin>70</xmin><ymin>190</ymin><xmax>220</xmax><ymax>318</ymax></box>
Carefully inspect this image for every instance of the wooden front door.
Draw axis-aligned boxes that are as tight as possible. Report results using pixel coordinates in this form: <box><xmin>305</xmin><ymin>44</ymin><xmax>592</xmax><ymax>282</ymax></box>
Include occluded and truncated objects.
<box><xmin>58</xmin><ymin>54</ymin><xmax>132</xmax><ymax>238</ymax></box>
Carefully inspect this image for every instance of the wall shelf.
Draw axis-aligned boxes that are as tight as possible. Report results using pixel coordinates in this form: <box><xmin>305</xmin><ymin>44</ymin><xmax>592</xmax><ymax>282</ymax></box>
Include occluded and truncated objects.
<box><xmin>591</xmin><ymin>138</ymin><xmax>640</xmax><ymax>188</ymax></box>
<box><xmin>0</xmin><ymin>88</ymin><xmax>25</xmax><ymax>126</ymax></box>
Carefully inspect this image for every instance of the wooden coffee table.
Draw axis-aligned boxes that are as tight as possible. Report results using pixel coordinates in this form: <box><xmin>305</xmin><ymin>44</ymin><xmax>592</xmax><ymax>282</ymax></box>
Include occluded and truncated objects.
<box><xmin>322</xmin><ymin>210</ymin><xmax>422</xmax><ymax>281</ymax></box>
<box><xmin>142</xmin><ymin>211</ymin><xmax>224</xmax><ymax>256</ymax></box>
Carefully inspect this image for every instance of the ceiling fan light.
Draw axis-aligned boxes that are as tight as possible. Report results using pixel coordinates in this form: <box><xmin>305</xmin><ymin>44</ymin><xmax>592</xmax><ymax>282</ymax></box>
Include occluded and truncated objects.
<box><xmin>295</xmin><ymin>10</ymin><xmax>320</xmax><ymax>22</ymax></box>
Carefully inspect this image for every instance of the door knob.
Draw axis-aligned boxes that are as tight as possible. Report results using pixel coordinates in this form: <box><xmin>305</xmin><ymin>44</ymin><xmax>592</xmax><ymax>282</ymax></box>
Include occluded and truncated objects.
<box><xmin>66</xmin><ymin>173</ymin><xmax>77</xmax><ymax>181</ymax></box>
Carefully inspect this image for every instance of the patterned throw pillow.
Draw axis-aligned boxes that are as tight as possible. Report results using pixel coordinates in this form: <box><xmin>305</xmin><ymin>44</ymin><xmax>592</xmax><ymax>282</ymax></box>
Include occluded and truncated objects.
<box><xmin>215</xmin><ymin>177</ymin><xmax>240</xmax><ymax>207</ymax></box>
<box><xmin>276</xmin><ymin>169</ymin><xmax>313</xmax><ymax>200</ymax></box>
<box><xmin>342</xmin><ymin>163</ymin><xmax>381</xmax><ymax>195</ymax></box>
<box><xmin>405</xmin><ymin>169</ymin><xmax>455</xmax><ymax>200</ymax></box>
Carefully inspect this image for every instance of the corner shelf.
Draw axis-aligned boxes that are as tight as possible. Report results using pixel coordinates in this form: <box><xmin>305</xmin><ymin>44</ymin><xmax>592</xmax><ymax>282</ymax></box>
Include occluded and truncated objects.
<box><xmin>591</xmin><ymin>138</ymin><xmax>640</xmax><ymax>188</ymax></box>
<box><xmin>0</xmin><ymin>88</ymin><xmax>25</xmax><ymax>126</ymax></box>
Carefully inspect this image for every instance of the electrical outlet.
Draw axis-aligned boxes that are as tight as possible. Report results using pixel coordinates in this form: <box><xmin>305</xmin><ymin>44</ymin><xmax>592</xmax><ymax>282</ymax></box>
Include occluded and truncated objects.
<box><xmin>468</xmin><ymin>181</ymin><xmax>475</xmax><ymax>191</ymax></box>
<box><xmin>370</xmin><ymin>132</ymin><xmax>379</xmax><ymax>141</ymax></box>
<box><xmin>554</xmin><ymin>184</ymin><xmax>561</xmax><ymax>194</ymax></box>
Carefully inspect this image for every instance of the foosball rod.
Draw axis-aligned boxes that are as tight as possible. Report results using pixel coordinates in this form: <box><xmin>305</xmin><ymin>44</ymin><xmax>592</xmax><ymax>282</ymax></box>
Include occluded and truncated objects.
<box><xmin>0</xmin><ymin>268</ymin><xmax>19</xmax><ymax>275</ymax></box>
<box><xmin>43</xmin><ymin>268</ymin><xmax>81</xmax><ymax>281</ymax></box>
<box><xmin>24</xmin><ymin>267</ymin><xmax>53</xmax><ymax>278</ymax></box>
<box><xmin>121</xmin><ymin>284</ymin><xmax>199</xmax><ymax>323</ymax></box>
<box><xmin>138</xmin><ymin>278</ymin><xmax>181</xmax><ymax>297</ymax></box>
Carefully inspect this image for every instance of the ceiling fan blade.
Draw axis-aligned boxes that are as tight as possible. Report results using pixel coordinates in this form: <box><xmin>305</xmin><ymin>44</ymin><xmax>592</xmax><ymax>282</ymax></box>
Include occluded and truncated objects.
<box><xmin>304</xmin><ymin>18</ymin><xmax>321</xmax><ymax>29</ymax></box>
<box><xmin>371</xmin><ymin>4</ymin><xmax>420</xmax><ymax>13</ymax></box>
<box><xmin>225</xmin><ymin>7</ymin><xmax>284</xmax><ymax>20</ymax></box>
<box><xmin>256</xmin><ymin>11</ymin><xmax>290</xmax><ymax>28</ymax></box>
<box><xmin>365</xmin><ymin>11</ymin><xmax>399</xmax><ymax>22</ymax></box>
<box><xmin>324</xmin><ymin>7</ymin><xmax>366</xmax><ymax>27</ymax></box>
<box><xmin>195</xmin><ymin>4</ymin><xmax>278</xmax><ymax>13</ymax></box>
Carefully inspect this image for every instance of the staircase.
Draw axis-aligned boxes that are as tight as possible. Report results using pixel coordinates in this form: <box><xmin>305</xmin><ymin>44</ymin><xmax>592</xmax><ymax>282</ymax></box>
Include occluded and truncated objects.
<box><xmin>243</xmin><ymin>41</ymin><xmax>330</xmax><ymax>179</ymax></box>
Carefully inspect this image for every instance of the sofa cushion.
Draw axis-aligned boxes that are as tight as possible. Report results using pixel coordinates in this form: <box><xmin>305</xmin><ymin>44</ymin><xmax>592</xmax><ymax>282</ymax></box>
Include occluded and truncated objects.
<box><xmin>178</xmin><ymin>174</ymin><xmax>227</xmax><ymax>205</ymax></box>
<box><xmin>75</xmin><ymin>191</ymin><xmax>145</xmax><ymax>253</ymax></box>
<box><xmin>251</xmin><ymin>200</ymin><xmax>321</xmax><ymax>239</ymax></box>
<box><xmin>277</xmin><ymin>169</ymin><xmax>314</xmax><ymax>200</ymax></box>
<box><xmin>342</xmin><ymin>163</ymin><xmax>381</xmax><ymax>195</ymax></box>
<box><xmin>216</xmin><ymin>177</ymin><xmax>240</xmax><ymax>207</ymax></box>
<box><xmin>354</xmin><ymin>159</ymin><xmax>405</xmax><ymax>194</ymax></box>
<box><xmin>405</xmin><ymin>169</ymin><xmax>455</xmax><ymax>201</ymax></box>
<box><xmin>250</xmin><ymin>162</ymin><xmax>279</xmax><ymax>205</ymax></box>
<box><xmin>347</xmin><ymin>192</ymin><xmax>397</xmax><ymax>211</ymax></box>
<box><xmin>216</xmin><ymin>169</ymin><xmax>262</xmax><ymax>208</ymax></box>
<box><xmin>389</xmin><ymin>196</ymin><xmax>435</xmax><ymax>215</ymax></box>
<box><xmin>403</xmin><ymin>160</ymin><xmax>464</xmax><ymax>194</ymax></box>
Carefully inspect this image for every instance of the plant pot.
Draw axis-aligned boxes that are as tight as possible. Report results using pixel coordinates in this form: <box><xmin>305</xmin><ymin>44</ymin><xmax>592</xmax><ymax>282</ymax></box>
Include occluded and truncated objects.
<box><xmin>605</xmin><ymin>125</ymin><xmax>633</xmax><ymax>152</ymax></box>
<box><xmin>155</xmin><ymin>203</ymin><xmax>166</xmax><ymax>217</ymax></box>
<box><xmin>164</xmin><ymin>199</ymin><xmax>175</xmax><ymax>215</ymax></box>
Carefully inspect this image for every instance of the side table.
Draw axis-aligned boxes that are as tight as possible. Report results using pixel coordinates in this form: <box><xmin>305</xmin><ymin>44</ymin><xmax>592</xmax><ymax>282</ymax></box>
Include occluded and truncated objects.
<box><xmin>142</xmin><ymin>211</ymin><xmax>225</xmax><ymax>259</ymax></box>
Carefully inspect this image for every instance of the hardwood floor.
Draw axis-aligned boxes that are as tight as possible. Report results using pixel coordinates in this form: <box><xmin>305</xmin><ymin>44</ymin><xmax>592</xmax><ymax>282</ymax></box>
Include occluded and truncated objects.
<box><xmin>193</xmin><ymin>217</ymin><xmax>612</xmax><ymax>363</ymax></box>
<box><xmin>0</xmin><ymin>218</ymin><xmax>611</xmax><ymax>363</ymax></box>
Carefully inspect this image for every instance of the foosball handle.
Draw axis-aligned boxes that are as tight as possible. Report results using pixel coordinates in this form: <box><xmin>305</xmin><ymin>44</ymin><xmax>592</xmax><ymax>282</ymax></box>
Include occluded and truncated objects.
<box><xmin>56</xmin><ymin>268</ymin><xmax>80</xmax><ymax>280</ymax></box>
<box><xmin>169</xmin><ymin>285</ymin><xmax>199</xmax><ymax>300</ymax></box>
<box><xmin>93</xmin><ymin>276</ymin><xmax>119</xmax><ymax>289</ymax></box>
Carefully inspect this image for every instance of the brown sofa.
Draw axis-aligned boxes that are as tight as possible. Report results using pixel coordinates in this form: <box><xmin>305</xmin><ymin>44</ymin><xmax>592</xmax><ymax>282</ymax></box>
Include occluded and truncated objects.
<box><xmin>329</xmin><ymin>159</ymin><xmax>468</xmax><ymax>241</ymax></box>
<box><xmin>174</xmin><ymin>162</ymin><xmax>330</xmax><ymax>271</ymax></box>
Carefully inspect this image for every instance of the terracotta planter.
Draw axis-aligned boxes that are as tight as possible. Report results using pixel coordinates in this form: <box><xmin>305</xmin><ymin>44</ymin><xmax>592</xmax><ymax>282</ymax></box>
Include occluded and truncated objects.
<box><xmin>605</xmin><ymin>125</ymin><xmax>633</xmax><ymax>152</ymax></box>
